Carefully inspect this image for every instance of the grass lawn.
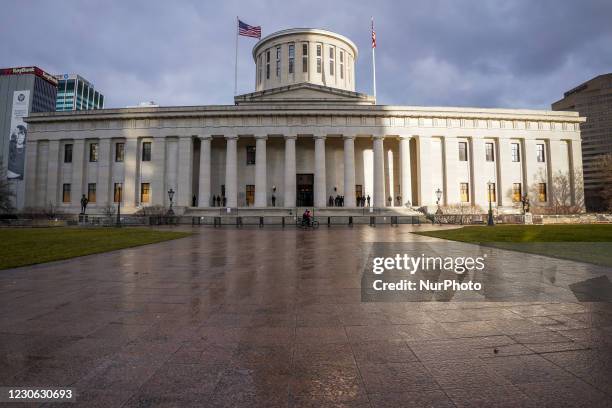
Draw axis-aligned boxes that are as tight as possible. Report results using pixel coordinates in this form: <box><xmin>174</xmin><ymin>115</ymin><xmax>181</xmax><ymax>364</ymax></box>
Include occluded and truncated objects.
<box><xmin>414</xmin><ymin>224</ymin><xmax>612</xmax><ymax>267</ymax></box>
<box><xmin>0</xmin><ymin>227</ymin><xmax>191</xmax><ymax>270</ymax></box>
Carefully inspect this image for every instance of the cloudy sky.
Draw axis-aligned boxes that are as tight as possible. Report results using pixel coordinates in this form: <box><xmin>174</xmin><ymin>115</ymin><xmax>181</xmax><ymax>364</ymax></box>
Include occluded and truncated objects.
<box><xmin>2</xmin><ymin>0</ymin><xmax>611</xmax><ymax>109</ymax></box>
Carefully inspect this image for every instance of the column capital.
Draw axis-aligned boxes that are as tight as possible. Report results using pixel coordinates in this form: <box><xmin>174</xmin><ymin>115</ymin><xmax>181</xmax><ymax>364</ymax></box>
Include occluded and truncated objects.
<box><xmin>284</xmin><ymin>135</ymin><xmax>298</xmax><ymax>140</ymax></box>
<box><xmin>342</xmin><ymin>135</ymin><xmax>356</xmax><ymax>140</ymax></box>
<box><xmin>225</xmin><ymin>134</ymin><xmax>238</xmax><ymax>140</ymax></box>
<box><xmin>398</xmin><ymin>135</ymin><xmax>413</xmax><ymax>141</ymax></box>
<box><xmin>199</xmin><ymin>135</ymin><xmax>213</xmax><ymax>141</ymax></box>
<box><xmin>254</xmin><ymin>134</ymin><xmax>268</xmax><ymax>140</ymax></box>
<box><xmin>372</xmin><ymin>135</ymin><xmax>385</xmax><ymax>140</ymax></box>
<box><xmin>314</xmin><ymin>135</ymin><xmax>327</xmax><ymax>140</ymax></box>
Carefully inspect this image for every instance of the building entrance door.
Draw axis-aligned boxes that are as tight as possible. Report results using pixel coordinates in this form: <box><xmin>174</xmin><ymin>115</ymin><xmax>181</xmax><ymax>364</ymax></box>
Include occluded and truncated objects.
<box><xmin>246</xmin><ymin>185</ymin><xmax>255</xmax><ymax>206</ymax></box>
<box><xmin>296</xmin><ymin>174</ymin><xmax>314</xmax><ymax>207</ymax></box>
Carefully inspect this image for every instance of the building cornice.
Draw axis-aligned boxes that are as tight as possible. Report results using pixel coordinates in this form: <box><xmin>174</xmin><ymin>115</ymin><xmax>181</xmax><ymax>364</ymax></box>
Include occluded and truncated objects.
<box><xmin>25</xmin><ymin>104</ymin><xmax>585</xmax><ymax>124</ymax></box>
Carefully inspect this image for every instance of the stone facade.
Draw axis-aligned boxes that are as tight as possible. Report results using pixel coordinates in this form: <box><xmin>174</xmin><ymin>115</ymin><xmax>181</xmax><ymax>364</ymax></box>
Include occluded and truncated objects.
<box><xmin>22</xmin><ymin>29</ymin><xmax>586</xmax><ymax>215</ymax></box>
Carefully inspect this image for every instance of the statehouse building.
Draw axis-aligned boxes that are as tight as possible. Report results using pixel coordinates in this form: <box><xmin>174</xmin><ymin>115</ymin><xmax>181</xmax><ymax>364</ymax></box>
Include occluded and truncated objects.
<box><xmin>22</xmin><ymin>28</ymin><xmax>586</xmax><ymax>215</ymax></box>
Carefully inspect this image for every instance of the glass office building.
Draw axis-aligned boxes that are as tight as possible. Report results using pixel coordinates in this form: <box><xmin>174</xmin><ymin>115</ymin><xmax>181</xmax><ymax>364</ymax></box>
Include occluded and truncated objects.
<box><xmin>55</xmin><ymin>74</ymin><xmax>104</xmax><ymax>111</ymax></box>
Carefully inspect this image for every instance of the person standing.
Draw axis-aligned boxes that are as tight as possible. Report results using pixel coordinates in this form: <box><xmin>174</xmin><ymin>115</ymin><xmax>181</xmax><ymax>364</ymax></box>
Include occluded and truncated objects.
<box><xmin>80</xmin><ymin>194</ymin><xmax>89</xmax><ymax>214</ymax></box>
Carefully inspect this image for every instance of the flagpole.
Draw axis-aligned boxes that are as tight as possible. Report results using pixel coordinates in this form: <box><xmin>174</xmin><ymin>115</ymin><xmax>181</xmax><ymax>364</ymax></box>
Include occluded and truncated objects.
<box><xmin>371</xmin><ymin>17</ymin><xmax>377</xmax><ymax>104</ymax></box>
<box><xmin>234</xmin><ymin>16</ymin><xmax>239</xmax><ymax>96</ymax></box>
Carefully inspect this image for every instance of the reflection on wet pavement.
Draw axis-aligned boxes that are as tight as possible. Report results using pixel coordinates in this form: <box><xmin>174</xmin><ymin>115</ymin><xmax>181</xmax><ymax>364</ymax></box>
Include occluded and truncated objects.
<box><xmin>0</xmin><ymin>225</ymin><xmax>611</xmax><ymax>407</ymax></box>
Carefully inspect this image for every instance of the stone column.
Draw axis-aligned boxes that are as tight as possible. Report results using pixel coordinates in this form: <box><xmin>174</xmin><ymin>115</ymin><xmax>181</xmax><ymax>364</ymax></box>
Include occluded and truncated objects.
<box><xmin>284</xmin><ymin>135</ymin><xmax>297</xmax><ymax>207</ymax></box>
<box><xmin>225</xmin><ymin>135</ymin><xmax>238</xmax><ymax>207</ymax></box>
<box><xmin>547</xmin><ymin>139</ymin><xmax>564</xmax><ymax>208</ymax></box>
<box><xmin>372</xmin><ymin>135</ymin><xmax>385</xmax><ymax>207</ymax></box>
<box><xmin>255</xmin><ymin>135</ymin><xmax>268</xmax><ymax>207</ymax></box>
<box><xmin>314</xmin><ymin>135</ymin><xmax>327</xmax><ymax>207</ymax></box>
<box><xmin>399</xmin><ymin>136</ymin><xmax>412</xmax><ymax>207</ymax></box>
<box><xmin>343</xmin><ymin>135</ymin><xmax>356</xmax><ymax>207</ymax></box>
<box><xmin>24</xmin><ymin>140</ymin><xmax>38</xmax><ymax>208</ymax></box>
<box><xmin>97</xmin><ymin>138</ymin><xmax>112</xmax><ymax>207</ymax></box>
<box><xmin>123</xmin><ymin>138</ymin><xmax>138</xmax><ymax>210</ymax></box>
<box><xmin>177</xmin><ymin>136</ymin><xmax>193</xmax><ymax>207</ymax></box>
<box><xmin>151</xmin><ymin>137</ymin><xmax>166</xmax><ymax>206</ymax></box>
<box><xmin>569</xmin><ymin>139</ymin><xmax>584</xmax><ymax>207</ymax></box>
<box><xmin>523</xmin><ymin>138</ymin><xmax>538</xmax><ymax>203</ymax></box>
<box><xmin>497</xmin><ymin>138</ymin><xmax>513</xmax><ymax>207</ymax></box>
<box><xmin>416</xmin><ymin>136</ymin><xmax>432</xmax><ymax>206</ymax></box>
<box><xmin>471</xmin><ymin>138</ymin><xmax>488</xmax><ymax>208</ymax></box>
<box><xmin>443</xmin><ymin>137</ymin><xmax>459</xmax><ymax>205</ymax></box>
<box><xmin>46</xmin><ymin>140</ymin><xmax>60</xmax><ymax>206</ymax></box>
<box><xmin>198</xmin><ymin>136</ymin><xmax>212</xmax><ymax>207</ymax></box>
<box><xmin>71</xmin><ymin>139</ymin><xmax>86</xmax><ymax>209</ymax></box>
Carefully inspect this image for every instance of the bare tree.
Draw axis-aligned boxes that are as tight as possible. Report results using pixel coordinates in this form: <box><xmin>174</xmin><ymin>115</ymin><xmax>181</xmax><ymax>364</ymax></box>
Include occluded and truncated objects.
<box><xmin>594</xmin><ymin>153</ymin><xmax>612</xmax><ymax>211</ymax></box>
<box><xmin>0</xmin><ymin>158</ymin><xmax>15</xmax><ymax>213</ymax></box>
<box><xmin>528</xmin><ymin>168</ymin><xmax>585</xmax><ymax>214</ymax></box>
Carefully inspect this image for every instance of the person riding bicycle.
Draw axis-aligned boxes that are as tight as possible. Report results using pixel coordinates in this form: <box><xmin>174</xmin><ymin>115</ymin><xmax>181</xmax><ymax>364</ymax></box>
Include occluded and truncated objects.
<box><xmin>302</xmin><ymin>209</ymin><xmax>312</xmax><ymax>227</ymax></box>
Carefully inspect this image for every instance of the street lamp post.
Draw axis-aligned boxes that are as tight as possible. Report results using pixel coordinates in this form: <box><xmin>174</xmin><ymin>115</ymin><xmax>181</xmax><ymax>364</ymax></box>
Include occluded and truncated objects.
<box><xmin>435</xmin><ymin>188</ymin><xmax>443</xmax><ymax>225</ymax></box>
<box><xmin>167</xmin><ymin>188</ymin><xmax>175</xmax><ymax>216</ymax></box>
<box><xmin>487</xmin><ymin>181</ymin><xmax>495</xmax><ymax>226</ymax></box>
<box><xmin>116</xmin><ymin>187</ymin><xmax>122</xmax><ymax>227</ymax></box>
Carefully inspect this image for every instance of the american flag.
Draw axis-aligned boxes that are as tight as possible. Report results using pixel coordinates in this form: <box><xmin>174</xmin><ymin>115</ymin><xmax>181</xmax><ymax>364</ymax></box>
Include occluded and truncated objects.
<box><xmin>371</xmin><ymin>18</ymin><xmax>376</xmax><ymax>48</ymax></box>
<box><xmin>238</xmin><ymin>19</ymin><xmax>261</xmax><ymax>39</ymax></box>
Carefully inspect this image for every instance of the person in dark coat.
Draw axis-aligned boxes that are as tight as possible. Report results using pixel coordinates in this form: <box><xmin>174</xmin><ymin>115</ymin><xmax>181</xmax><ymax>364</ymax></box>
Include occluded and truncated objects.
<box><xmin>80</xmin><ymin>194</ymin><xmax>89</xmax><ymax>214</ymax></box>
<box><xmin>216</xmin><ymin>196</ymin><xmax>221</xmax><ymax>206</ymax></box>
<box><xmin>222</xmin><ymin>196</ymin><xmax>227</xmax><ymax>207</ymax></box>
<box><xmin>329</xmin><ymin>196</ymin><xmax>334</xmax><ymax>207</ymax></box>
<box><xmin>366</xmin><ymin>195</ymin><xmax>371</xmax><ymax>207</ymax></box>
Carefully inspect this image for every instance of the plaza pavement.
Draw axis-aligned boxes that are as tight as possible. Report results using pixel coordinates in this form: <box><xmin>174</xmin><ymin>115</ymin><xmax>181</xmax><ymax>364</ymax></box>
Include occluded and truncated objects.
<box><xmin>1</xmin><ymin>225</ymin><xmax>611</xmax><ymax>407</ymax></box>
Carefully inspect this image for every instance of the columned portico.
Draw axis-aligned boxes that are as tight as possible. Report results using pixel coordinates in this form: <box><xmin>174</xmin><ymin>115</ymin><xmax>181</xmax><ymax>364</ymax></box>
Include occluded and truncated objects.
<box><xmin>372</xmin><ymin>135</ymin><xmax>385</xmax><ymax>207</ymax></box>
<box><xmin>343</xmin><ymin>135</ymin><xmax>356</xmax><ymax>207</ymax></box>
<box><xmin>284</xmin><ymin>135</ymin><xmax>297</xmax><ymax>207</ymax></box>
<box><xmin>314</xmin><ymin>135</ymin><xmax>326</xmax><ymax>208</ymax></box>
<box><xmin>254</xmin><ymin>135</ymin><xmax>268</xmax><ymax>207</ymax></box>
<box><xmin>225</xmin><ymin>135</ymin><xmax>238</xmax><ymax>207</ymax></box>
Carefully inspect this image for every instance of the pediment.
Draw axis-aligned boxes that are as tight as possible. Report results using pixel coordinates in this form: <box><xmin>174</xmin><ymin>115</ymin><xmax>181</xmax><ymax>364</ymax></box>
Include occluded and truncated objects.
<box><xmin>234</xmin><ymin>83</ymin><xmax>375</xmax><ymax>105</ymax></box>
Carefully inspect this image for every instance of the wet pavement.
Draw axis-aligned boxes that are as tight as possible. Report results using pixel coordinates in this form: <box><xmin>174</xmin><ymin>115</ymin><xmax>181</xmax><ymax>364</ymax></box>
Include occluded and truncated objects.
<box><xmin>1</xmin><ymin>225</ymin><xmax>611</xmax><ymax>407</ymax></box>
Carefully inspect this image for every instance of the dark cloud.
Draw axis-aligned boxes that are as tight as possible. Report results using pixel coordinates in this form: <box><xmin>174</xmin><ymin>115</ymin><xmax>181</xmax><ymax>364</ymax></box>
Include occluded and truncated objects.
<box><xmin>1</xmin><ymin>0</ymin><xmax>610</xmax><ymax>109</ymax></box>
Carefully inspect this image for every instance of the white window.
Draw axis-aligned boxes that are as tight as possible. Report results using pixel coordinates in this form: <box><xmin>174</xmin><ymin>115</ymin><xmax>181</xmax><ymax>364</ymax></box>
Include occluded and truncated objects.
<box><xmin>536</xmin><ymin>143</ymin><xmax>545</xmax><ymax>163</ymax></box>
<box><xmin>339</xmin><ymin>50</ymin><xmax>344</xmax><ymax>79</ymax></box>
<box><xmin>288</xmin><ymin>44</ymin><xmax>295</xmax><ymax>74</ymax></box>
<box><xmin>266</xmin><ymin>50</ymin><xmax>270</xmax><ymax>79</ymax></box>
<box><xmin>458</xmin><ymin>142</ymin><xmax>468</xmax><ymax>162</ymax></box>
<box><xmin>511</xmin><ymin>143</ymin><xmax>521</xmax><ymax>162</ymax></box>
<box><xmin>485</xmin><ymin>142</ymin><xmax>495</xmax><ymax>162</ymax></box>
<box><xmin>329</xmin><ymin>46</ymin><xmax>335</xmax><ymax>76</ymax></box>
<box><xmin>316</xmin><ymin>44</ymin><xmax>322</xmax><ymax>73</ymax></box>
<box><xmin>257</xmin><ymin>55</ymin><xmax>262</xmax><ymax>85</ymax></box>
<box><xmin>275</xmin><ymin>46</ymin><xmax>281</xmax><ymax>77</ymax></box>
<box><xmin>302</xmin><ymin>43</ymin><xmax>308</xmax><ymax>73</ymax></box>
